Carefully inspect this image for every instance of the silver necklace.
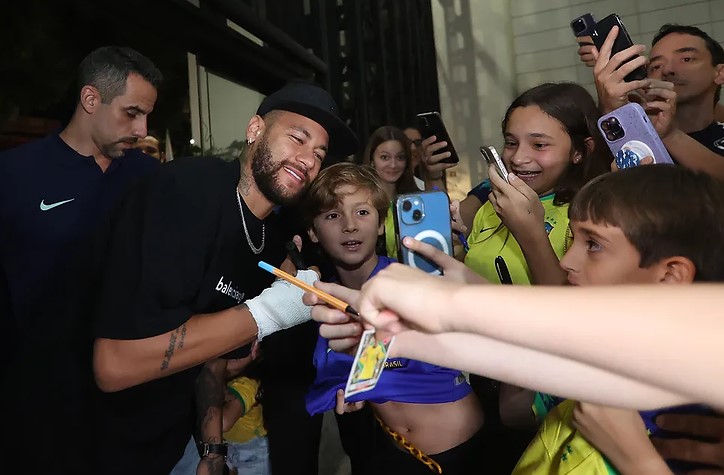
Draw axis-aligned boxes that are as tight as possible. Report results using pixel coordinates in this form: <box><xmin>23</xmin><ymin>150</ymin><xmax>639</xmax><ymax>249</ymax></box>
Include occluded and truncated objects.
<box><xmin>236</xmin><ymin>188</ymin><xmax>265</xmax><ymax>254</ymax></box>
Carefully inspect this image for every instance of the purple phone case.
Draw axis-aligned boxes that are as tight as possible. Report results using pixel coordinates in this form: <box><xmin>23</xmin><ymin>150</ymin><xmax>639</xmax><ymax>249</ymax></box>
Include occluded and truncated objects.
<box><xmin>597</xmin><ymin>102</ymin><xmax>673</xmax><ymax>168</ymax></box>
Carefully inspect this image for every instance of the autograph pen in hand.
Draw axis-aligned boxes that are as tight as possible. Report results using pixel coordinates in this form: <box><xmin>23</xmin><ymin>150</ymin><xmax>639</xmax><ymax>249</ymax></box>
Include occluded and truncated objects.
<box><xmin>258</xmin><ymin>261</ymin><xmax>360</xmax><ymax>317</ymax></box>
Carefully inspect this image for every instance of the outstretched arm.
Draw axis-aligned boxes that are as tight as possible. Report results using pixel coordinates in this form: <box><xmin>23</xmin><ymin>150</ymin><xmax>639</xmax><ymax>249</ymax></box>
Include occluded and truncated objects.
<box><xmin>94</xmin><ymin>260</ymin><xmax>316</xmax><ymax>392</ymax></box>
<box><xmin>349</xmin><ymin>264</ymin><xmax>724</xmax><ymax>409</ymax></box>
<box><xmin>390</xmin><ymin>331</ymin><xmax>688</xmax><ymax>410</ymax></box>
<box><xmin>94</xmin><ymin>304</ymin><xmax>257</xmax><ymax>392</ymax></box>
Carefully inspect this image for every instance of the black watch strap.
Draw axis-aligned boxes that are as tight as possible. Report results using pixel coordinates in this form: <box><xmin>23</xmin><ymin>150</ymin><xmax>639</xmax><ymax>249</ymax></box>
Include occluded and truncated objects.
<box><xmin>197</xmin><ymin>442</ymin><xmax>228</xmax><ymax>457</ymax></box>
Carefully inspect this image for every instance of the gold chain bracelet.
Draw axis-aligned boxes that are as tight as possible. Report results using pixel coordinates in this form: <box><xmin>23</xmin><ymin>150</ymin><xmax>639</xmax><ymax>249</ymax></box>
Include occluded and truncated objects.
<box><xmin>376</xmin><ymin>416</ymin><xmax>443</xmax><ymax>474</ymax></box>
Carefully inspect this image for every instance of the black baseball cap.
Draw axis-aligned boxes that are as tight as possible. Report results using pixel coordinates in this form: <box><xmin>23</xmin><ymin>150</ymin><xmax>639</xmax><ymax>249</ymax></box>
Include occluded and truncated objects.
<box><xmin>256</xmin><ymin>80</ymin><xmax>358</xmax><ymax>158</ymax></box>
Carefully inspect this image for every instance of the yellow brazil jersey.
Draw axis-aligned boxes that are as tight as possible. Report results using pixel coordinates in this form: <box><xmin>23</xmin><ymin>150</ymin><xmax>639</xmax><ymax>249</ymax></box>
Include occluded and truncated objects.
<box><xmin>384</xmin><ymin>203</ymin><xmax>397</xmax><ymax>259</ymax></box>
<box><xmin>223</xmin><ymin>376</ymin><xmax>266</xmax><ymax>444</ymax></box>
<box><xmin>512</xmin><ymin>399</ymin><xmax>618</xmax><ymax>475</ymax></box>
<box><xmin>464</xmin><ymin>194</ymin><xmax>571</xmax><ymax>285</ymax></box>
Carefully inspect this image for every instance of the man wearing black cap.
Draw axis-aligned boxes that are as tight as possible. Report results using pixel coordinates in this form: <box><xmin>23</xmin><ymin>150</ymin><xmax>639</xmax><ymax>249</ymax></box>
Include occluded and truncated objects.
<box><xmin>91</xmin><ymin>80</ymin><xmax>357</xmax><ymax>475</ymax></box>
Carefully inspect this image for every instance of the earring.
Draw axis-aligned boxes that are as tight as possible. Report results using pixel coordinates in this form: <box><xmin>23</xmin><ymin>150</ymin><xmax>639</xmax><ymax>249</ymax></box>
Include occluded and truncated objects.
<box><xmin>247</xmin><ymin>138</ymin><xmax>254</xmax><ymax>145</ymax></box>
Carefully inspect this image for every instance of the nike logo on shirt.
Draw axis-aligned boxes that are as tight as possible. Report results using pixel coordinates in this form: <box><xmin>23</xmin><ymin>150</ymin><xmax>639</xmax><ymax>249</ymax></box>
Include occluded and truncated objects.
<box><xmin>39</xmin><ymin>198</ymin><xmax>75</xmax><ymax>211</ymax></box>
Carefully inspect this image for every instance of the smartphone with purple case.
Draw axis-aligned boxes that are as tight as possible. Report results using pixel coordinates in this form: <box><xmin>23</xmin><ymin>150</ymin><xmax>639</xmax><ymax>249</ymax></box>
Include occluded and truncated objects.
<box><xmin>597</xmin><ymin>102</ymin><xmax>673</xmax><ymax>168</ymax></box>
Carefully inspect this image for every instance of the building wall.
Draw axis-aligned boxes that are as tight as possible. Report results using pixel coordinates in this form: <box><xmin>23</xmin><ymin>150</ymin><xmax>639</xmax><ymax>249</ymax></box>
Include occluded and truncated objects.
<box><xmin>431</xmin><ymin>0</ymin><xmax>517</xmax><ymax>200</ymax></box>
<box><xmin>512</xmin><ymin>0</ymin><xmax>724</xmax><ymax>96</ymax></box>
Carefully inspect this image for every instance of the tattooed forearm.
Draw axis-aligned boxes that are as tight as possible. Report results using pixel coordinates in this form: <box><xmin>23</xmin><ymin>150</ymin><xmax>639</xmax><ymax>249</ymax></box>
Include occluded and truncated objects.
<box><xmin>160</xmin><ymin>324</ymin><xmax>186</xmax><ymax>371</ymax></box>
<box><xmin>196</xmin><ymin>455</ymin><xmax>226</xmax><ymax>475</ymax></box>
<box><xmin>178</xmin><ymin>324</ymin><xmax>186</xmax><ymax>350</ymax></box>
<box><xmin>195</xmin><ymin>360</ymin><xmax>227</xmax><ymax>444</ymax></box>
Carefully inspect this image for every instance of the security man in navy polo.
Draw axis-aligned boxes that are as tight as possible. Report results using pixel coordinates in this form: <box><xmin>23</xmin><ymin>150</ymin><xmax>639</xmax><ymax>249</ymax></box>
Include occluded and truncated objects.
<box><xmin>0</xmin><ymin>46</ymin><xmax>162</xmax><ymax>473</ymax></box>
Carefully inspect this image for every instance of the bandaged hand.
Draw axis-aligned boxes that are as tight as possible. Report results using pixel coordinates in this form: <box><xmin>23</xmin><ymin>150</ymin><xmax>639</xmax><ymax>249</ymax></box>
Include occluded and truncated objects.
<box><xmin>246</xmin><ymin>269</ymin><xmax>319</xmax><ymax>340</ymax></box>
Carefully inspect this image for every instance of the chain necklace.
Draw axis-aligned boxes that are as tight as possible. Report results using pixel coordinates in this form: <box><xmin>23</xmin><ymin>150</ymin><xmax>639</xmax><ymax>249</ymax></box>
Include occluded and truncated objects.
<box><xmin>236</xmin><ymin>188</ymin><xmax>265</xmax><ymax>254</ymax></box>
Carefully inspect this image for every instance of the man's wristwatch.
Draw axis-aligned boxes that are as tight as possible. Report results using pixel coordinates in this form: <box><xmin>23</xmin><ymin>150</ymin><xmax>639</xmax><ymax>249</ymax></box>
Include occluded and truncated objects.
<box><xmin>196</xmin><ymin>442</ymin><xmax>228</xmax><ymax>458</ymax></box>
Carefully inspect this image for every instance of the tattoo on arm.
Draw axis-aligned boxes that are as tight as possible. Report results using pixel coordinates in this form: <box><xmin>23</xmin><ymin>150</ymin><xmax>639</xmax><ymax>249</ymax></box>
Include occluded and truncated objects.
<box><xmin>160</xmin><ymin>324</ymin><xmax>187</xmax><ymax>371</ymax></box>
<box><xmin>195</xmin><ymin>361</ymin><xmax>226</xmax><ymax>445</ymax></box>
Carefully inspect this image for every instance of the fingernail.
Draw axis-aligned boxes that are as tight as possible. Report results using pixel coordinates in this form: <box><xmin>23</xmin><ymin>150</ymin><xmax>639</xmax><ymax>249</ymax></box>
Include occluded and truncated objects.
<box><xmin>508</xmin><ymin>173</ymin><xmax>518</xmax><ymax>181</ymax></box>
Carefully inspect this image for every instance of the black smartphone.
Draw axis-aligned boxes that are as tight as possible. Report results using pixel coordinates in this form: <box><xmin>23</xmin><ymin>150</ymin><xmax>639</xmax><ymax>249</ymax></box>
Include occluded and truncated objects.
<box><xmin>415</xmin><ymin>111</ymin><xmax>460</xmax><ymax>164</ymax></box>
<box><xmin>591</xmin><ymin>13</ymin><xmax>647</xmax><ymax>82</ymax></box>
<box><xmin>570</xmin><ymin>13</ymin><xmax>596</xmax><ymax>40</ymax></box>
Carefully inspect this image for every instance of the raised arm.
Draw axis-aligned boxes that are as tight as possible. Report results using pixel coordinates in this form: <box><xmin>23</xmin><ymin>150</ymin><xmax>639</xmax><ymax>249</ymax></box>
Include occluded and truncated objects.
<box><xmin>487</xmin><ymin>168</ymin><xmax>568</xmax><ymax>285</ymax></box>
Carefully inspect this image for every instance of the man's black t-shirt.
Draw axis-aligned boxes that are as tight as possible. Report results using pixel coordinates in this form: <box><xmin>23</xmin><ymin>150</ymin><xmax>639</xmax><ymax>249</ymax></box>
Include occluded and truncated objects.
<box><xmin>689</xmin><ymin>121</ymin><xmax>724</xmax><ymax>156</ymax></box>
<box><xmin>93</xmin><ymin>156</ymin><xmax>289</xmax><ymax>475</ymax></box>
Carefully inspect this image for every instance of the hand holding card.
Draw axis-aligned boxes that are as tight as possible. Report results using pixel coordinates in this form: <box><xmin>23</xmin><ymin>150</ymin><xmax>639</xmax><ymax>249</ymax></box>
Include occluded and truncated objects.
<box><xmin>344</xmin><ymin>330</ymin><xmax>395</xmax><ymax>398</ymax></box>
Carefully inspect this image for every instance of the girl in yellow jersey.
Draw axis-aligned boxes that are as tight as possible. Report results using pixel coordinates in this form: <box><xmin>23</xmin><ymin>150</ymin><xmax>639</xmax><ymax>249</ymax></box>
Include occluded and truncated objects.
<box><xmin>465</xmin><ymin>82</ymin><xmax>611</xmax><ymax>287</ymax></box>
<box><xmin>463</xmin><ymin>83</ymin><xmax>612</xmax><ymax>469</ymax></box>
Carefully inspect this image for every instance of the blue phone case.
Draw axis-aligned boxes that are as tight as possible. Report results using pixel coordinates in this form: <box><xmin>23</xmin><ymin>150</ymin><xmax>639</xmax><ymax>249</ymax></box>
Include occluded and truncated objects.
<box><xmin>598</xmin><ymin>102</ymin><xmax>674</xmax><ymax>168</ymax></box>
<box><xmin>393</xmin><ymin>191</ymin><xmax>453</xmax><ymax>275</ymax></box>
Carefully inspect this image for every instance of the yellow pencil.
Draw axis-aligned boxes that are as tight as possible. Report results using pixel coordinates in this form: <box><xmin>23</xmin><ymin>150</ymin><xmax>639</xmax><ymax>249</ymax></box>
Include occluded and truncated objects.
<box><xmin>258</xmin><ymin>261</ymin><xmax>360</xmax><ymax>317</ymax></box>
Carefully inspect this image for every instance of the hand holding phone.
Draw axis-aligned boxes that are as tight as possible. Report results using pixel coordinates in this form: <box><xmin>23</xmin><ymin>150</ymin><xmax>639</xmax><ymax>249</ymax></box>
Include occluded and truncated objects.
<box><xmin>571</xmin><ymin>13</ymin><xmax>597</xmax><ymax>67</ymax></box>
<box><xmin>598</xmin><ymin>102</ymin><xmax>674</xmax><ymax>168</ymax></box>
<box><xmin>480</xmin><ymin>146</ymin><xmax>509</xmax><ymax>183</ymax></box>
<box><xmin>393</xmin><ymin>191</ymin><xmax>453</xmax><ymax>275</ymax></box>
<box><xmin>416</xmin><ymin>112</ymin><xmax>460</xmax><ymax>164</ymax></box>
<box><xmin>592</xmin><ymin>14</ymin><xmax>647</xmax><ymax>82</ymax></box>
<box><xmin>570</xmin><ymin>13</ymin><xmax>596</xmax><ymax>41</ymax></box>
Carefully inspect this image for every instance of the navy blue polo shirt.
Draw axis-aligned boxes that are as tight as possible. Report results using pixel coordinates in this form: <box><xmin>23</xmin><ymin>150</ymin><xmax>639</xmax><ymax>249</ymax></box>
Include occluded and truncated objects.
<box><xmin>0</xmin><ymin>134</ymin><xmax>158</xmax><ymax>473</ymax></box>
<box><xmin>0</xmin><ymin>133</ymin><xmax>159</xmax><ymax>329</ymax></box>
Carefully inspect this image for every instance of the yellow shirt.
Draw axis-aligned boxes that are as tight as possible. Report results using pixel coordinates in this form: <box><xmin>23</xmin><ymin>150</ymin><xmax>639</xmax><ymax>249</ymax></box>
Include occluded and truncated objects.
<box><xmin>464</xmin><ymin>195</ymin><xmax>571</xmax><ymax>285</ymax></box>
<box><xmin>384</xmin><ymin>204</ymin><xmax>397</xmax><ymax>259</ymax></box>
<box><xmin>512</xmin><ymin>399</ymin><xmax>618</xmax><ymax>475</ymax></box>
<box><xmin>223</xmin><ymin>376</ymin><xmax>266</xmax><ymax>444</ymax></box>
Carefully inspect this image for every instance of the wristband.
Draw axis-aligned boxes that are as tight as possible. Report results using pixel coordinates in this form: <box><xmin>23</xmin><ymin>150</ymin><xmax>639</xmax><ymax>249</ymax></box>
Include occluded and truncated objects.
<box><xmin>197</xmin><ymin>442</ymin><xmax>228</xmax><ymax>458</ymax></box>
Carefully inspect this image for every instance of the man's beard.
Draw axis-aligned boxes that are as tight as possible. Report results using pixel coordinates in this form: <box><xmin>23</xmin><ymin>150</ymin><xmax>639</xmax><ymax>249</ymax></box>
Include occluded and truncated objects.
<box><xmin>101</xmin><ymin>137</ymin><xmax>138</xmax><ymax>159</ymax></box>
<box><xmin>251</xmin><ymin>138</ymin><xmax>308</xmax><ymax>206</ymax></box>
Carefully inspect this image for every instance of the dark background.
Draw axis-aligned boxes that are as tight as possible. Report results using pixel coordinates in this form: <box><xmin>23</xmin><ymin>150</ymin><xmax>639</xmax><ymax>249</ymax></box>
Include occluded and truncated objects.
<box><xmin>0</xmin><ymin>0</ymin><xmax>441</xmax><ymax>159</ymax></box>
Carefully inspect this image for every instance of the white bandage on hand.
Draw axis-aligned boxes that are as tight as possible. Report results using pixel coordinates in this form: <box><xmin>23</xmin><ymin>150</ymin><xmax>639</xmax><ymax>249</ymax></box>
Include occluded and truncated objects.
<box><xmin>246</xmin><ymin>269</ymin><xmax>319</xmax><ymax>340</ymax></box>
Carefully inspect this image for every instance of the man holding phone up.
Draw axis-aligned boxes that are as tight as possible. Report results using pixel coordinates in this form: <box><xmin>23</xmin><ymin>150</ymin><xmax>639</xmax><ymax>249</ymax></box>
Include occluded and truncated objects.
<box><xmin>585</xmin><ymin>24</ymin><xmax>724</xmax><ymax>180</ymax></box>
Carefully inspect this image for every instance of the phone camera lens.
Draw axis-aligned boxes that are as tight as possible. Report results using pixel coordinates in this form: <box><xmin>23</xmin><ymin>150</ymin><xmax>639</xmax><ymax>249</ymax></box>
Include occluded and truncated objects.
<box><xmin>605</xmin><ymin>121</ymin><xmax>625</xmax><ymax>141</ymax></box>
<box><xmin>402</xmin><ymin>200</ymin><xmax>412</xmax><ymax>212</ymax></box>
<box><xmin>601</xmin><ymin>120</ymin><xmax>611</xmax><ymax>132</ymax></box>
<box><xmin>573</xmin><ymin>19</ymin><xmax>586</xmax><ymax>34</ymax></box>
<box><xmin>412</xmin><ymin>209</ymin><xmax>422</xmax><ymax>221</ymax></box>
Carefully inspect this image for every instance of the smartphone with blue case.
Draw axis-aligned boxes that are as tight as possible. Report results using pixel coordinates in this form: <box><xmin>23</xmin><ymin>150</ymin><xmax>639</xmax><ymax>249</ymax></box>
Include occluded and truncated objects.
<box><xmin>393</xmin><ymin>190</ymin><xmax>453</xmax><ymax>275</ymax></box>
<box><xmin>598</xmin><ymin>102</ymin><xmax>674</xmax><ymax>168</ymax></box>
